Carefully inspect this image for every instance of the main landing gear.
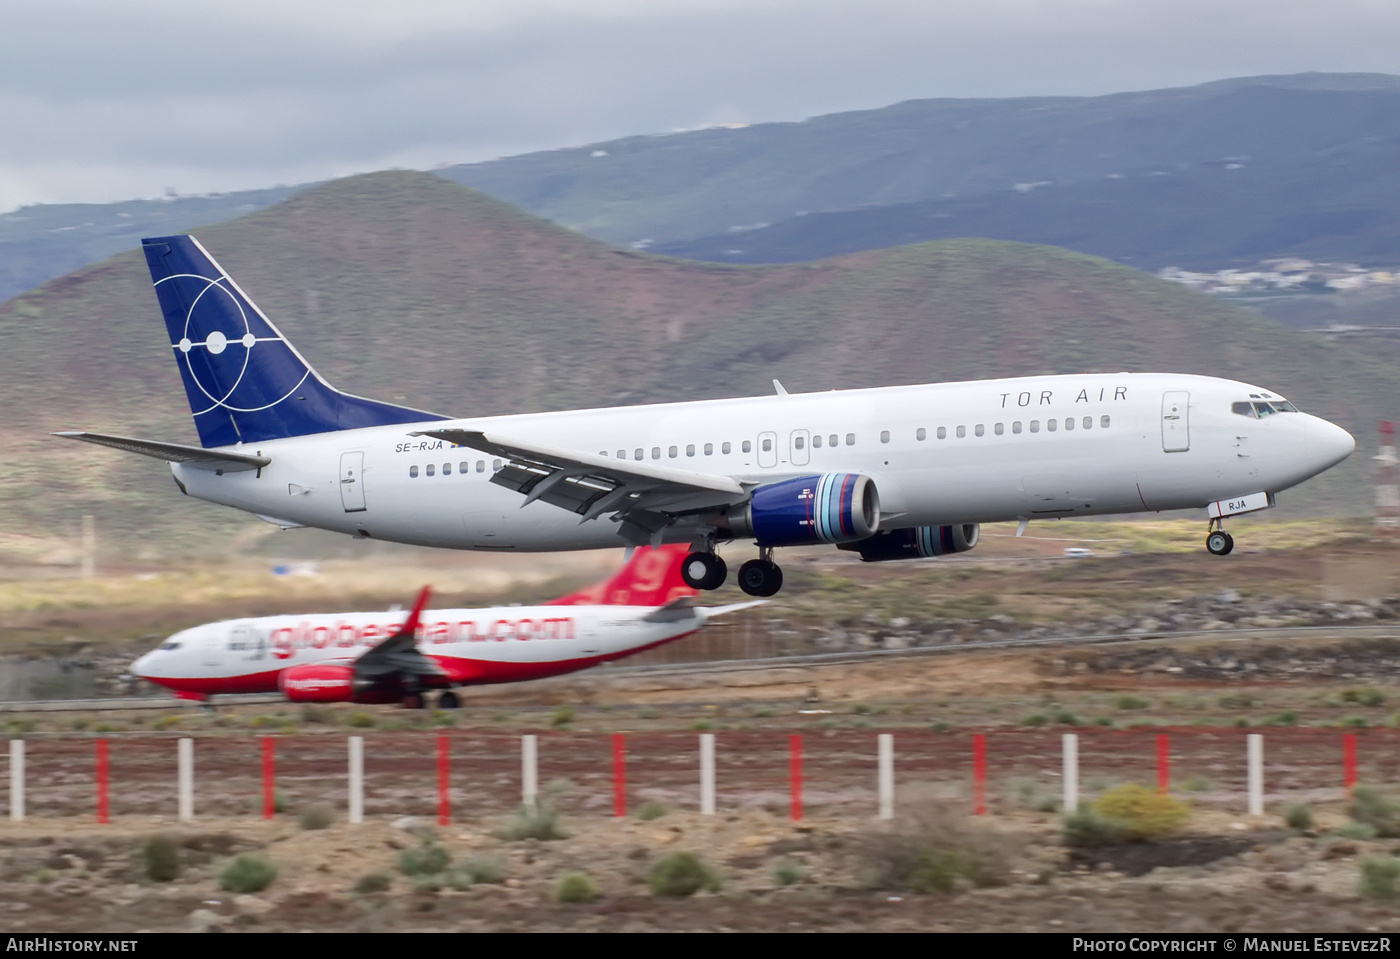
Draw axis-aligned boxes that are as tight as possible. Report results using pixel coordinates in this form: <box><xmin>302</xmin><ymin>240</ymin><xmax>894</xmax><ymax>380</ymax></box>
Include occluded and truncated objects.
<box><xmin>681</xmin><ymin>546</ymin><xmax>785</xmax><ymax>597</ymax></box>
<box><xmin>1205</xmin><ymin>518</ymin><xmax>1235</xmax><ymax>556</ymax></box>
<box><xmin>738</xmin><ymin>549</ymin><xmax>783</xmax><ymax>598</ymax></box>
<box><xmin>681</xmin><ymin>550</ymin><xmax>728</xmax><ymax>590</ymax></box>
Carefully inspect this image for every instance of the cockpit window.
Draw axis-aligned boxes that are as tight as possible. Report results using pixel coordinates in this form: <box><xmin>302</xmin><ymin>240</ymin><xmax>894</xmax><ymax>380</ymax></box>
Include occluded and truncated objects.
<box><xmin>158</xmin><ymin>641</ymin><xmax>181</xmax><ymax>651</ymax></box>
<box><xmin>1233</xmin><ymin>400</ymin><xmax>1298</xmax><ymax>418</ymax></box>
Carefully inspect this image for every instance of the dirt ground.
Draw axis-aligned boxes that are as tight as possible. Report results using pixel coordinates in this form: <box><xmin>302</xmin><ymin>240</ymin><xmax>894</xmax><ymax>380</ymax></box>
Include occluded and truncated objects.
<box><xmin>5</xmin><ymin>646</ymin><xmax>1400</xmax><ymax>933</ymax></box>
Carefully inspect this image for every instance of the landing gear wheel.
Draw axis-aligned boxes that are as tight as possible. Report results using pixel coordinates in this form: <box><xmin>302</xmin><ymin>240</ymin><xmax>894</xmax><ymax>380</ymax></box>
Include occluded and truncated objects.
<box><xmin>401</xmin><ymin>692</ymin><xmax>425</xmax><ymax>710</ymax></box>
<box><xmin>1206</xmin><ymin>531</ymin><xmax>1234</xmax><ymax>556</ymax></box>
<box><xmin>681</xmin><ymin>552</ymin><xmax>728</xmax><ymax>590</ymax></box>
<box><xmin>437</xmin><ymin>691</ymin><xmax>460</xmax><ymax>710</ymax></box>
<box><xmin>738</xmin><ymin>559</ymin><xmax>784</xmax><ymax>597</ymax></box>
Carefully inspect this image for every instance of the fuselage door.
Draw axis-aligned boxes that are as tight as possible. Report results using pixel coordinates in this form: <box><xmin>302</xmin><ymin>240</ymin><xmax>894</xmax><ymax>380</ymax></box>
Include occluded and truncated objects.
<box><xmin>757</xmin><ymin>431</ymin><xmax>778</xmax><ymax>469</ymax></box>
<box><xmin>1161</xmin><ymin>391</ymin><xmax>1190</xmax><ymax>453</ymax></box>
<box><xmin>790</xmin><ymin>429</ymin><xmax>810</xmax><ymax>467</ymax></box>
<box><xmin>339</xmin><ymin>451</ymin><xmax>367</xmax><ymax>512</ymax></box>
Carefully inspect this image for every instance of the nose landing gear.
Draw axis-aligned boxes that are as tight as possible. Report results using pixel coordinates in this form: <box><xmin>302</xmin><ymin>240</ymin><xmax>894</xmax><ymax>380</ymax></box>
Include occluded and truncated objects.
<box><xmin>1205</xmin><ymin>519</ymin><xmax>1234</xmax><ymax>556</ymax></box>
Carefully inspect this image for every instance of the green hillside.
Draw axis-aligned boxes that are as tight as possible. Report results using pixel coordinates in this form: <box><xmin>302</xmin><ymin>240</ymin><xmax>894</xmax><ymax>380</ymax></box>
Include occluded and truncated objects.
<box><xmin>0</xmin><ymin>172</ymin><xmax>1388</xmax><ymax>561</ymax></box>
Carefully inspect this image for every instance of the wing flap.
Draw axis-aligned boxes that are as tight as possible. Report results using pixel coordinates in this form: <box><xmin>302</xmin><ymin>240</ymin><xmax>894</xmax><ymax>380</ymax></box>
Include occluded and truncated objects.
<box><xmin>53</xmin><ymin>431</ymin><xmax>270</xmax><ymax>472</ymax></box>
<box><xmin>412</xmin><ymin>429</ymin><xmax>749</xmax><ymax>523</ymax></box>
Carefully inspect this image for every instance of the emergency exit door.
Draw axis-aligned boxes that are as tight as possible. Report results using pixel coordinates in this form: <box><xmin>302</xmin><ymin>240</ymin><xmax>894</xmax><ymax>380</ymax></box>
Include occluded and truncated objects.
<box><xmin>1161</xmin><ymin>391</ymin><xmax>1190</xmax><ymax>452</ymax></box>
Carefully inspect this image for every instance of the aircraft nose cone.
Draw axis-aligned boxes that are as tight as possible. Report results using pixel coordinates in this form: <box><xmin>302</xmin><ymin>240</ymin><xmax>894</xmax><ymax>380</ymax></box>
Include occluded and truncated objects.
<box><xmin>1310</xmin><ymin>419</ymin><xmax>1356</xmax><ymax>470</ymax></box>
<box><xmin>129</xmin><ymin>652</ymin><xmax>155</xmax><ymax>679</ymax></box>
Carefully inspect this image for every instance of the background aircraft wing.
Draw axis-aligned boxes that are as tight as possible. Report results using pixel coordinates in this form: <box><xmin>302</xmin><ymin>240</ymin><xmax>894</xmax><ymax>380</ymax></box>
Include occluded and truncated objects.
<box><xmin>352</xmin><ymin>586</ymin><xmax>452</xmax><ymax>687</ymax></box>
<box><xmin>412</xmin><ymin>428</ymin><xmax>751</xmax><ymax>544</ymax></box>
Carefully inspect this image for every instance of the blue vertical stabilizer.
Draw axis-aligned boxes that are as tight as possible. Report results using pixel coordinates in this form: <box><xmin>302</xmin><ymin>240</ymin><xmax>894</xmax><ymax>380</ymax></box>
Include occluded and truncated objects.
<box><xmin>142</xmin><ymin>235</ymin><xmax>447</xmax><ymax>448</ymax></box>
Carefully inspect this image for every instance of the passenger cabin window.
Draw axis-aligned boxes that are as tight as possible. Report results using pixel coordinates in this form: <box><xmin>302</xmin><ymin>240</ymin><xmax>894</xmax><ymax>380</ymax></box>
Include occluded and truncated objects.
<box><xmin>668</xmin><ymin>446</ymin><xmax>678</xmax><ymax>458</ymax></box>
<box><xmin>1099</xmin><ymin>416</ymin><xmax>1110</xmax><ymax>429</ymax></box>
<box><xmin>829</xmin><ymin>434</ymin><xmax>838</xmax><ymax>447</ymax></box>
<box><xmin>477</xmin><ymin>461</ymin><xmax>486</xmax><ymax>473</ymax></box>
<box><xmin>845</xmin><ymin>433</ymin><xmax>855</xmax><ymax>446</ymax></box>
<box><xmin>1047</xmin><ymin>419</ymin><xmax>1057</xmax><ymax>432</ymax></box>
<box><xmin>410</xmin><ymin>465</ymin><xmax>419</xmax><ymax>478</ymax></box>
<box><xmin>916</xmin><ymin>428</ymin><xmax>926</xmax><ymax>441</ymax></box>
<box><xmin>652</xmin><ymin>447</ymin><xmax>661</xmax><ymax>459</ymax></box>
<box><xmin>794</xmin><ymin>436</ymin><xmax>805</xmax><ymax>450</ymax></box>
<box><xmin>956</xmin><ymin>425</ymin><xmax>966</xmax><ymax>438</ymax></box>
<box><xmin>634</xmin><ymin>449</ymin><xmax>643</xmax><ymax>461</ymax></box>
<box><xmin>812</xmin><ymin>435</ymin><xmax>823</xmax><ymax>448</ymax></box>
<box><xmin>975</xmin><ymin>424</ymin><xmax>985</xmax><ymax>437</ymax></box>
<box><xmin>1030</xmin><ymin>420</ymin><xmax>1040</xmax><ymax>433</ymax></box>
<box><xmin>686</xmin><ymin>444</ymin><xmax>695</xmax><ymax>457</ymax></box>
<box><xmin>443</xmin><ymin>462</ymin><xmax>452</xmax><ymax>474</ymax></box>
<box><xmin>937</xmin><ymin>427</ymin><xmax>947</xmax><ymax>440</ymax></box>
<box><xmin>994</xmin><ymin>423</ymin><xmax>1004</xmax><ymax>435</ymax></box>
<box><xmin>425</xmin><ymin>464</ymin><xmax>435</xmax><ymax>476</ymax></box>
<box><xmin>1012</xmin><ymin>422</ymin><xmax>1023</xmax><ymax>434</ymax></box>
<box><xmin>460</xmin><ymin>462</ymin><xmax>470</xmax><ymax>473</ymax></box>
<box><xmin>1083</xmin><ymin>417</ymin><xmax>1092</xmax><ymax>430</ymax></box>
<box><xmin>722</xmin><ymin>442</ymin><xmax>732</xmax><ymax>454</ymax></box>
<box><xmin>742</xmin><ymin>440</ymin><xmax>752</xmax><ymax>453</ymax></box>
<box><xmin>493</xmin><ymin>459</ymin><xmax>503</xmax><ymax>471</ymax></box>
<box><xmin>880</xmin><ymin>430</ymin><xmax>890</xmax><ymax>444</ymax></box>
<box><xmin>1064</xmin><ymin>418</ymin><xmax>1074</xmax><ymax>431</ymax></box>
<box><xmin>762</xmin><ymin>438</ymin><xmax>772</xmax><ymax>452</ymax></box>
<box><xmin>617</xmin><ymin>449</ymin><xmax>626</xmax><ymax>459</ymax></box>
<box><xmin>705</xmin><ymin>443</ymin><xmax>714</xmax><ymax>455</ymax></box>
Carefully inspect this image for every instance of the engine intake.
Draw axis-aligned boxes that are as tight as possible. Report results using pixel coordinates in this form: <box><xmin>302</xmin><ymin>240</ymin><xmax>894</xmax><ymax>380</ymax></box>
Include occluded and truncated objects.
<box><xmin>838</xmin><ymin>524</ymin><xmax>980</xmax><ymax>562</ymax></box>
<box><xmin>724</xmin><ymin>473</ymin><xmax>879</xmax><ymax>547</ymax></box>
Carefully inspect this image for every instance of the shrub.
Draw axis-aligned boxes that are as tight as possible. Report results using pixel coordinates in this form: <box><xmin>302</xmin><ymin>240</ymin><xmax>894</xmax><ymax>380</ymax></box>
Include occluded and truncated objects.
<box><xmin>636</xmin><ymin>800</ymin><xmax>668</xmax><ymax>821</ymax></box>
<box><xmin>220</xmin><ymin>854</ymin><xmax>277</xmax><ymax>893</ymax></box>
<box><xmin>857</xmin><ymin>807</ymin><xmax>1015</xmax><ymax>892</ymax></box>
<box><xmin>398</xmin><ymin>839</ymin><xmax>451</xmax><ymax>876</ymax></box>
<box><xmin>459</xmin><ymin>855</ymin><xmax>506</xmax><ymax>884</ymax></box>
<box><xmin>347</xmin><ymin>711</ymin><xmax>376</xmax><ymax>729</ymax></box>
<box><xmin>1283</xmin><ymin>803</ymin><xmax>1313</xmax><ymax>832</ymax></box>
<box><xmin>554</xmin><ymin>872</ymin><xmax>599</xmax><ymax>903</ymax></box>
<box><xmin>1054</xmin><ymin>710</ymin><xmax>1083</xmax><ymax>727</ymax></box>
<box><xmin>1359</xmin><ymin>856</ymin><xmax>1400</xmax><ymax>899</ymax></box>
<box><xmin>551</xmin><ymin>706</ymin><xmax>575</xmax><ymax>729</ymax></box>
<box><xmin>1063</xmin><ymin>807</ymin><xmax>1129</xmax><ymax>848</ymax></box>
<box><xmin>1115</xmin><ymin>695</ymin><xmax>1150</xmax><ymax>711</ymax></box>
<box><xmin>1021</xmin><ymin>713</ymin><xmax>1049</xmax><ymax>727</ymax></box>
<box><xmin>1266</xmin><ymin>711</ymin><xmax>1299</xmax><ymax>727</ymax></box>
<box><xmin>299</xmin><ymin>804</ymin><xmax>334</xmax><ymax>831</ymax></box>
<box><xmin>140</xmin><ymin>833</ymin><xmax>180</xmax><ymax>882</ymax></box>
<box><xmin>1350</xmin><ymin>786</ymin><xmax>1400</xmax><ymax>838</ymax></box>
<box><xmin>1092</xmin><ymin>783</ymin><xmax>1190</xmax><ymax>840</ymax></box>
<box><xmin>1335</xmin><ymin>822</ymin><xmax>1379</xmax><ymax>841</ymax></box>
<box><xmin>354</xmin><ymin>872</ymin><xmax>392</xmax><ymax>894</ymax></box>
<box><xmin>1343</xmin><ymin>688</ymin><xmax>1387</xmax><ymax>708</ymax></box>
<box><xmin>649</xmin><ymin>851</ymin><xmax>722</xmax><ymax>897</ymax></box>
<box><xmin>773</xmin><ymin>860</ymin><xmax>806</xmax><ymax>886</ymax></box>
<box><xmin>495</xmin><ymin>802</ymin><xmax>568</xmax><ymax>841</ymax></box>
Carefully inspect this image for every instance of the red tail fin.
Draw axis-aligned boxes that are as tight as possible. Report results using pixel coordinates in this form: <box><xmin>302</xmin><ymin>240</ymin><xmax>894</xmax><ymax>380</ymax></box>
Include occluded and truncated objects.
<box><xmin>544</xmin><ymin>545</ymin><xmax>696</xmax><ymax>607</ymax></box>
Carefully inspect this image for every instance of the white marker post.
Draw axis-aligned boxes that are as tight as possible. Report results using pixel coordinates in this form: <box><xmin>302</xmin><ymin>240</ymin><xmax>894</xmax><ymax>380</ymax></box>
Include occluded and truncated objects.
<box><xmin>878</xmin><ymin>734</ymin><xmax>894</xmax><ymax>820</ymax></box>
<box><xmin>348</xmin><ymin>737</ymin><xmax>364</xmax><ymax>825</ymax></box>
<box><xmin>1062</xmin><ymin>733</ymin><xmax>1079</xmax><ymax>813</ymax></box>
<box><xmin>700</xmin><ymin>734</ymin><xmax>716</xmax><ymax>815</ymax></box>
<box><xmin>9</xmin><ymin>740</ymin><xmax>23</xmax><ymax>821</ymax></box>
<box><xmin>522</xmin><ymin>735</ymin><xmax>538</xmax><ymax>811</ymax></box>
<box><xmin>178</xmin><ymin>738</ymin><xmax>194</xmax><ymax>822</ymax></box>
<box><xmin>1247</xmin><ymin>734</ymin><xmax>1264</xmax><ymax>816</ymax></box>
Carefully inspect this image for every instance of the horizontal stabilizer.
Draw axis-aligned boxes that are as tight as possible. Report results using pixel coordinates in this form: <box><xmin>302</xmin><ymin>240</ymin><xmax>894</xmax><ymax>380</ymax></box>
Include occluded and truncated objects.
<box><xmin>52</xmin><ymin>431</ymin><xmax>270</xmax><ymax>472</ymax></box>
<box><xmin>640</xmin><ymin>597</ymin><xmax>702</xmax><ymax>623</ymax></box>
<box><xmin>699</xmin><ymin>600</ymin><xmax>767</xmax><ymax>619</ymax></box>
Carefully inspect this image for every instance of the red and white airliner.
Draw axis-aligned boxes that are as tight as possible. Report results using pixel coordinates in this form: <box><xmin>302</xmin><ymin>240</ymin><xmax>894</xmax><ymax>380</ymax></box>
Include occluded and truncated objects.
<box><xmin>129</xmin><ymin>545</ymin><xmax>759</xmax><ymax>708</ymax></box>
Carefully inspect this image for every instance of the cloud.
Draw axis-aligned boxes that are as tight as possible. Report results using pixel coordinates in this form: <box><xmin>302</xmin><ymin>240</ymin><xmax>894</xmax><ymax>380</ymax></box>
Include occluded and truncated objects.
<box><xmin>2</xmin><ymin>0</ymin><xmax>1399</xmax><ymax>211</ymax></box>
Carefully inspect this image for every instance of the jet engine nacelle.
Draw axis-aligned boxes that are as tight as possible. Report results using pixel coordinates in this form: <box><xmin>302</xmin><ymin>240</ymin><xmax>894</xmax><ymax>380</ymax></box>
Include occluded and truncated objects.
<box><xmin>278</xmin><ymin>664</ymin><xmax>358</xmax><ymax>703</ymax></box>
<box><xmin>838</xmin><ymin>523</ymin><xmax>980</xmax><ymax>562</ymax></box>
<box><xmin>723</xmin><ymin>473</ymin><xmax>880</xmax><ymax>547</ymax></box>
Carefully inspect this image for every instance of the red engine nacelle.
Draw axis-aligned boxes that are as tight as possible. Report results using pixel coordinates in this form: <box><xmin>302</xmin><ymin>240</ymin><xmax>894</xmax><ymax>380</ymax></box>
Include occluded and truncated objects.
<box><xmin>279</xmin><ymin>664</ymin><xmax>357</xmax><ymax>703</ymax></box>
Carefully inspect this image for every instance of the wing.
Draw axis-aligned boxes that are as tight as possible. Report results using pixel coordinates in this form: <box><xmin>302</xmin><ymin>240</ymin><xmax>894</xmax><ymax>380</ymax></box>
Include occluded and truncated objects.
<box><xmin>53</xmin><ymin>431</ymin><xmax>270</xmax><ymax>473</ymax></box>
<box><xmin>412</xmin><ymin>428</ymin><xmax>752</xmax><ymax>545</ymax></box>
<box><xmin>352</xmin><ymin>586</ymin><xmax>452</xmax><ymax>688</ymax></box>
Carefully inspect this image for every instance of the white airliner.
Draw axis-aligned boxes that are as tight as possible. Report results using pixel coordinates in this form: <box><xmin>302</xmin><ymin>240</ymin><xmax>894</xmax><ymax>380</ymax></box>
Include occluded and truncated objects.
<box><xmin>59</xmin><ymin>235</ymin><xmax>1355</xmax><ymax>597</ymax></box>
<box><xmin>130</xmin><ymin>545</ymin><xmax>757</xmax><ymax>707</ymax></box>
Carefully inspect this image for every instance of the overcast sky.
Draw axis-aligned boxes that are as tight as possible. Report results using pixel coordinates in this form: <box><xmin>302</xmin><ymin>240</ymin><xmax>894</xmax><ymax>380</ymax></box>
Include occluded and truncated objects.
<box><xmin>3</xmin><ymin>0</ymin><xmax>1400</xmax><ymax>214</ymax></box>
